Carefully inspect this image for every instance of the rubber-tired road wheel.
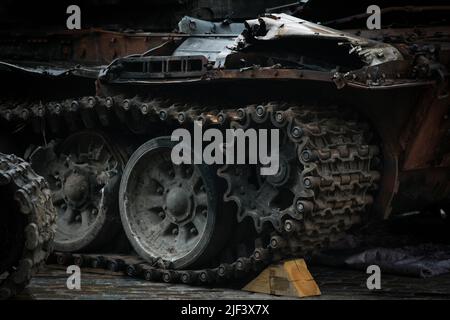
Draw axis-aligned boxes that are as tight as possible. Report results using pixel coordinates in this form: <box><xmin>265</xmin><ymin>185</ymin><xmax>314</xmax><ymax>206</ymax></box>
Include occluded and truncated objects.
<box><xmin>119</xmin><ymin>136</ymin><xmax>231</xmax><ymax>270</ymax></box>
<box><xmin>30</xmin><ymin>131</ymin><xmax>126</xmax><ymax>253</ymax></box>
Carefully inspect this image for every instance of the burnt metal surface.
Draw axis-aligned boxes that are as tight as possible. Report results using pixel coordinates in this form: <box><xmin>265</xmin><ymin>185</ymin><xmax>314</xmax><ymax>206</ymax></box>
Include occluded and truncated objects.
<box><xmin>1</xmin><ymin>2</ymin><xmax>450</xmax><ymax>294</ymax></box>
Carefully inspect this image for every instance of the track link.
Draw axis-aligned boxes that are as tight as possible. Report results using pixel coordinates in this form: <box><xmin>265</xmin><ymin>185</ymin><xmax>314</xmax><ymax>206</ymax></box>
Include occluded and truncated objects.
<box><xmin>0</xmin><ymin>153</ymin><xmax>56</xmax><ymax>299</ymax></box>
<box><xmin>1</xmin><ymin>96</ymin><xmax>380</xmax><ymax>286</ymax></box>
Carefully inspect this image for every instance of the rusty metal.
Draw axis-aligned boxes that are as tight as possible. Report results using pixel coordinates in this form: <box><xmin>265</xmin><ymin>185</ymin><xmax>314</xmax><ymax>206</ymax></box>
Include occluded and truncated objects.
<box><xmin>1</xmin><ymin>3</ymin><xmax>450</xmax><ymax>290</ymax></box>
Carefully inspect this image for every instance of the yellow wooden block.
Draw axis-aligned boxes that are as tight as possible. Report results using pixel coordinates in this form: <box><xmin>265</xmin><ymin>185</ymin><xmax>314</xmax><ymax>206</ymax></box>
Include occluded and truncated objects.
<box><xmin>243</xmin><ymin>259</ymin><xmax>321</xmax><ymax>298</ymax></box>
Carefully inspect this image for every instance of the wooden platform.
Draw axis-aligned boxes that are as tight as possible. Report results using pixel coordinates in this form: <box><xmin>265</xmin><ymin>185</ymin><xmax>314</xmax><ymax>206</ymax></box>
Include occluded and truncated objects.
<box><xmin>13</xmin><ymin>265</ymin><xmax>450</xmax><ymax>300</ymax></box>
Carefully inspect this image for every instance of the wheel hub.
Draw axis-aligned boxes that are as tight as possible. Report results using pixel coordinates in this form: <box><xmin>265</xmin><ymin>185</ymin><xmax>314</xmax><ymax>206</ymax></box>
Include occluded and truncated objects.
<box><xmin>29</xmin><ymin>131</ymin><xmax>125</xmax><ymax>252</ymax></box>
<box><xmin>63</xmin><ymin>172</ymin><xmax>89</xmax><ymax>206</ymax></box>
<box><xmin>166</xmin><ymin>187</ymin><xmax>192</xmax><ymax>223</ymax></box>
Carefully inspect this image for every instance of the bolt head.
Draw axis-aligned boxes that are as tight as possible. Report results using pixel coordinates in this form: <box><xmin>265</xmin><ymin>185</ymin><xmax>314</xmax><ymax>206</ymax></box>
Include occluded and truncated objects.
<box><xmin>292</xmin><ymin>127</ymin><xmax>302</xmax><ymax>138</ymax></box>
<box><xmin>296</xmin><ymin>201</ymin><xmax>304</xmax><ymax>213</ymax></box>
<box><xmin>276</xmin><ymin>112</ymin><xmax>283</xmax><ymax>122</ymax></box>
<box><xmin>256</xmin><ymin>106</ymin><xmax>265</xmax><ymax>116</ymax></box>
<box><xmin>106</xmin><ymin>98</ymin><xmax>113</xmax><ymax>108</ymax></box>
<box><xmin>301</xmin><ymin>150</ymin><xmax>311</xmax><ymax>161</ymax></box>
<box><xmin>304</xmin><ymin>178</ymin><xmax>312</xmax><ymax>188</ymax></box>
<box><xmin>270</xmin><ymin>238</ymin><xmax>278</xmax><ymax>247</ymax></box>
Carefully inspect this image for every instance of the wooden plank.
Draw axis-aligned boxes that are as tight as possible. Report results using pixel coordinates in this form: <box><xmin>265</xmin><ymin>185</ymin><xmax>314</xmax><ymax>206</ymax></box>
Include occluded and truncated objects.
<box><xmin>243</xmin><ymin>259</ymin><xmax>321</xmax><ymax>298</ymax></box>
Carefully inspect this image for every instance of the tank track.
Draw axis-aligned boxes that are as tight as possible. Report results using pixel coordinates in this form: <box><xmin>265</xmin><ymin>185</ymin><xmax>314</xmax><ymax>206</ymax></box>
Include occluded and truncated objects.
<box><xmin>0</xmin><ymin>153</ymin><xmax>56</xmax><ymax>299</ymax></box>
<box><xmin>0</xmin><ymin>96</ymin><xmax>380</xmax><ymax>286</ymax></box>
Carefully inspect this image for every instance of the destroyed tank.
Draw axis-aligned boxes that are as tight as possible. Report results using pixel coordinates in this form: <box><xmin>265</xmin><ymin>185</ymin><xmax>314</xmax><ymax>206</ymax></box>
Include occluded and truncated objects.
<box><xmin>0</xmin><ymin>1</ymin><xmax>449</xmax><ymax>285</ymax></box>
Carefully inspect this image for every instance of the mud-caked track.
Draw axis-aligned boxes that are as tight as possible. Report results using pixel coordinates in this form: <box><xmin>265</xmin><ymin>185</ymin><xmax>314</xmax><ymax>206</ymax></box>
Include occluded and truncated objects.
<box><xmin>0</xmin><ymin>153</ymin><xmax>56</xmax><ymax>299</ymax></box>
<box><xmin>1</xmin><ymin>96</ymin><xmax>381</xmax><ymax>286</ymax></box>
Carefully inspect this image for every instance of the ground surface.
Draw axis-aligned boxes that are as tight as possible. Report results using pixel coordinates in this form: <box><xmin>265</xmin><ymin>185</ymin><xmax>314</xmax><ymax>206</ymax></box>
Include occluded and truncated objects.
<box><xmin>14</xmin><ymin>264</ymin><xmax>450</xmax><ymax>300</ymax></box>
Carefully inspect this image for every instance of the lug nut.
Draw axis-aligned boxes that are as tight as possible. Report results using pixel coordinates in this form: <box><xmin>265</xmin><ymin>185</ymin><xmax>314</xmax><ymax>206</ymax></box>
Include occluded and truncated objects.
<box><xmin>158</xmin><ymin>212</ymin><xmax>166</xmax><ymax>219</ymax></box>
<box><xmin>157</xmin><ymin>187</ymin><xmax>164</xmax><ymax>194</ymax></box>
<box><xmin>172</xmin><ymin>228</ymin><xmax>179</xmax><ymax>236</ymax></box>
<box><xmin>190</xmin><ymin>227</ymin><xmax>198</xmax><ymax>235</ymax></box>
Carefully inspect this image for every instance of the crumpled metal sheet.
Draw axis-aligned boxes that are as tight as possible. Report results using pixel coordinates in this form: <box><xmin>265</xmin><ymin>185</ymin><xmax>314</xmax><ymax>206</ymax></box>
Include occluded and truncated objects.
<box><xmin>173</xmin><ymin>37</ymin><xmax>237</xmax><ymax>62</ymax></box>
<box><xmin>237</xmin><ymin>13</ymin><xmax>403</xmax><ymax>67</ymax></box>
<box><xmin>178</xmin><ymin>16</ymin><xmax>245</xmax><ymax>35</ymax></box>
